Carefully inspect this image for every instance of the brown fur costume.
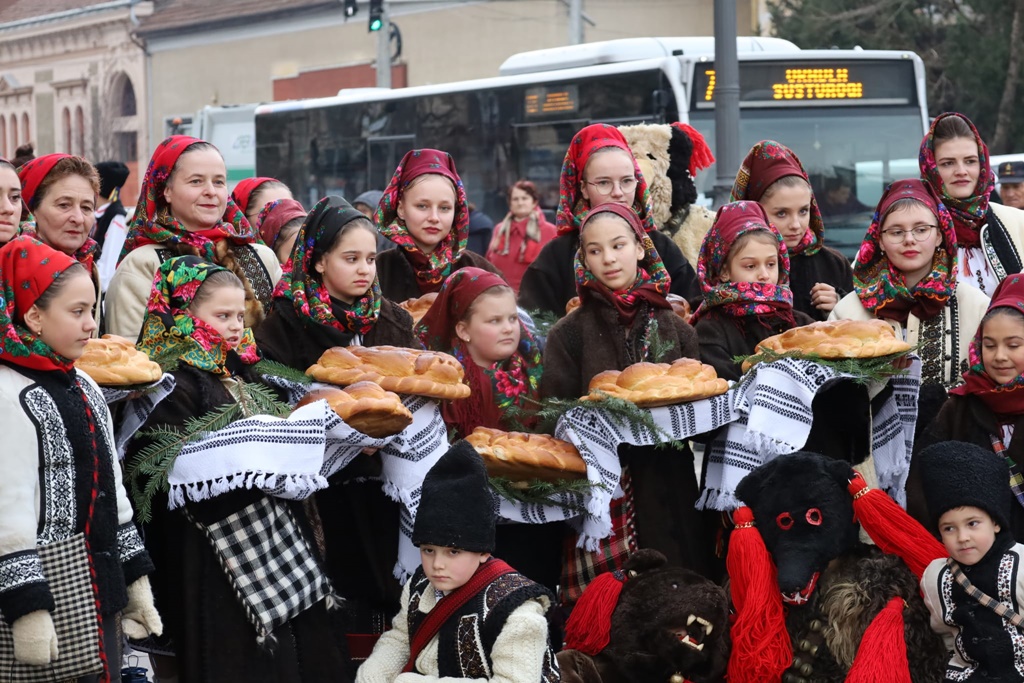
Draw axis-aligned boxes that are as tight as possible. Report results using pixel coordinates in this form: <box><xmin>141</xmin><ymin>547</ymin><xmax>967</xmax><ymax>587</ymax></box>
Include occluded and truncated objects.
<box><xmin>619</xmin><ymin>123</ymin><xmax>714</xmax><ymax>271</ymax></box>
<box><xmin>733</xmin><ymin>453</ymin><xmax>946</xmax><ymax>683</ymax></box>
<box><xmin>557</xmin><ymin>550</ymin><xmax>729</xmax><ymax>683</ymax></box>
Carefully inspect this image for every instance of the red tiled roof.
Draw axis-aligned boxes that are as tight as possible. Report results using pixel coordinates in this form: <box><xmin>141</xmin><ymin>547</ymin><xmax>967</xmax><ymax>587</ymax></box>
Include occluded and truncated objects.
<box><xmin>135</xmin><ymin>0</ymin><xmax>336</xmax><ymax>36</ymax></box>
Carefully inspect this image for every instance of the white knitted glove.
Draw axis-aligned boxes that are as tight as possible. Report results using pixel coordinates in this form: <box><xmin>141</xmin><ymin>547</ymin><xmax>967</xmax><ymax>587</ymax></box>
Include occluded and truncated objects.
<box><xmin>12</xmin><ymin>610</ymin><xmax>58</xmax><ymax>666</ymax></box>
<box><xmin>122</xmin><ymin>576</ymin><xmax>163</xmax><ymax>639</ymax></box>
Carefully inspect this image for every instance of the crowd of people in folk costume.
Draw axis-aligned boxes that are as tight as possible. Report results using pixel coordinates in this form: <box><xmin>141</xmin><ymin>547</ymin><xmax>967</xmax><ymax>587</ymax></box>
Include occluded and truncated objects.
<box><xmin>3</xmin><ymin>109</ymin><xmax>1024</xmax><ymax>683</ymax></box>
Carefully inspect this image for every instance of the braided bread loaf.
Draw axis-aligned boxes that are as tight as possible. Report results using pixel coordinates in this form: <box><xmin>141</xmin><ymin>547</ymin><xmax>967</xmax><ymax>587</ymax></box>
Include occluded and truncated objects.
<box><xmin>466</xmin><ymin>427</ymin><xmax>587</xmax><ymax>483</ymax></box>
<box><xmin>741</xmin><ymin>319</ymin><xmax>912</xmax><ymax>372</ymax></box>
<box><xmin>295</xmin><ymin>383</ymin><xmax>412</xmax><ymax>438</ymax></box>
<box><xmin>307</xmin><ymin>345</ymin><xmax>470</xmax><ymax>400</ymax></box>
<box><xmin>75</xmin><ymin>335</ymin><xmax>163</xmax><ymax>386</ymax></box>
<box><xmin>398</xmin><ymin>292</ymin><xmax>438</xmax><ymax>325</ymax></box>
<box><xmin>585</xmin><ymin>357</ymin><xmax>729</xmax><ymax>407</ymax></box>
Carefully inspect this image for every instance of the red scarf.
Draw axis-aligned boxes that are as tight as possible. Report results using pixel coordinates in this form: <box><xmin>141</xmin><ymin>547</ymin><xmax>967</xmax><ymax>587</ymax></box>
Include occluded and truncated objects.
<box><xmin>951</xmin><ymin>274</ymin><xmax>1024</xmax><ymax>419</ymax></box>
<box><xmin>231</xmin><ymin>176</ymin><xmax>279</xmax><ymax>215</ymax></box>
<box><xmin>403</xmin><ymin>559</ymin><xmax>515</xmax><ymax>673</ymax></box>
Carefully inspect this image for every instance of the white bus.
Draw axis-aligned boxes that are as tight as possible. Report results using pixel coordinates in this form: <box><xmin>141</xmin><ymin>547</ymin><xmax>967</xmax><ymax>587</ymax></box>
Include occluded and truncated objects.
<box><xmin>255</xmin><ymin>37</ymin><xmax>930</xmax><ymax>257</ymax></box>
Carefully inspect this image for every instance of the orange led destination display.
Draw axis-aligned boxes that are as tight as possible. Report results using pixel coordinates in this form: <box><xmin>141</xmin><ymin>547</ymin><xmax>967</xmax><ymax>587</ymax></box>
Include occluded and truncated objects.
<box><xmin>525</xmin><ymin>85</ymin><xmax>579</xmax><ymax>116</ymax></box>
<box><xmin>693</xmin><ymin>60</ymin><xmax>915</xmax><ymax>109</ymax></box>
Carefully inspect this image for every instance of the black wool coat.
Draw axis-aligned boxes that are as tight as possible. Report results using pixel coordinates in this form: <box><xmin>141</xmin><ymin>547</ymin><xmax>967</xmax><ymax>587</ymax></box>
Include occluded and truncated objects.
<box><xmin>129</xmin><ymin>365</ymin><xmax>351</xmax><ymax>683</ymax></box>
<box><xmin>542</xmin><ymin>299</ymin><xmax>713</xmax><ymax>577</ymax></box>
<box><xmin>789</xmin><ymin>247</ymin><xmax>854</xmax><ymax>322</ymax></box>
<box><xmin>518</xmin><ymin>230</ymin><xmax>701</xmax><ymax>317</ymax></box>
<box><xmin>376</xmin><ymin>248</ymin><xmax>500</xmax><ymax>303</ymax></box>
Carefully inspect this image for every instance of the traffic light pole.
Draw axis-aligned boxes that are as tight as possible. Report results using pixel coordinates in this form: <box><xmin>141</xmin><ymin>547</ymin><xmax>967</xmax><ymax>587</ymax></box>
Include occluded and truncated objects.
<box><xmin>711</xmin><ymin>0</ymin><xmax>740</xmax><ymax>208</ymax></box>
<box><xmin>376</xmin><ymin>1</ymin><xmax>392</xmax><ymax>88</ymax></box>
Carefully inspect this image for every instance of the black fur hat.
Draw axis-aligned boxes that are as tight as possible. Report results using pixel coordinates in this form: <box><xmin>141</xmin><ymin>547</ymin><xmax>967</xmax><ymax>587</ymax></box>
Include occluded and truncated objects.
<box><xmin>95</xmin><ymin>160</ymin><xmax>130</xmax><ymax>200</ymax></box>
<box><xmin>412</xmin><ymin>440</ymin><xmax>496</xmax><ymax>552</ymax></box>
<box><xmin>918</xmin><ymin>441</ymin><xmax>1011</xmax><ymax>531</ymax></box>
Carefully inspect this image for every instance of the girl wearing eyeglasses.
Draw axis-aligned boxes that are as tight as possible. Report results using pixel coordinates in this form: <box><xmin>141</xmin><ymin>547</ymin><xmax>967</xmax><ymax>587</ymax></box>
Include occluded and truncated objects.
<box><xmin>518</xmin><ymin>123</ymin><xmax>700</xmax><ymax>316</ymax></box>
<box><xmin>830</xmin><ymin>179</ymin><xmax>990</xmax><ymax>391</ymax></box>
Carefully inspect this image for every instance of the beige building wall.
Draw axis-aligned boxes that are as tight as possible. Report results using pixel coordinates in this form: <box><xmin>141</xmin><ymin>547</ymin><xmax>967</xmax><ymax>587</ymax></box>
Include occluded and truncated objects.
<box><xmin>146</xmin><ymin>0</ymin><xmax>756</xmax><ymax>151</ymax></box>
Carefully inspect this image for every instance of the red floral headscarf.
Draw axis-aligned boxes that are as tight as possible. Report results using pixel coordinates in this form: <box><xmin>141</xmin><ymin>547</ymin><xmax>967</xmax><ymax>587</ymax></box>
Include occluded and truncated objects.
<box><xmin>919</xmin><ymin>112</ymin><xmax>994</xmax><ymax>249</ymax></box>
<box><xmin>730</xmin><ymin>140</ymin><xmax>824</xmax><ymax>257</ymax></box>
<box><xmin>950</xmin><ymin>274</ymin><xmax>1024</xmax><ymax>419</ymax></box>
<box><xmin>18</xmin><ymin>153</ymin><xmax>100</xmax><ymax>271</ymax></box>
<box><xmin>254</xmin><ymin>198</ymin><xmax>307</xmax><ymax>249</ymax></box>
<box><xmin>375</xmin><ymin>149</ymin><xmax>469</xmax><ymax>293</ymax></box>
<box><xmin>853</xmin><ymin>179</ymin><xmax>957</xmax><ymax>324</ymax></box>
<box><xmin>691</xmin><ymin>200</ymin><xmax>795</xmax><ymax>326</ymax></box>
<box><xmin>557</xmin><ymin>123</ymin><xmax>657</xmax><ymax>236</ymax></box>
<box><xmin>0</xmin><ymin>236</ymin><xmax>81</xmax><ymax>373</ymax></box>
<box><xmin>119</xmin><ymin>135</ymin><xmax>257</xmax><ymax>263</ymax></box>
<box><xmin>415</xmin><ymin>267</ymin><xmax>542</xmax><ymax>438</ymax></box>
<box><xmin>231</xmin><ymin>176</ymin><xmax>280</xmax><ymax>216</ymax></box>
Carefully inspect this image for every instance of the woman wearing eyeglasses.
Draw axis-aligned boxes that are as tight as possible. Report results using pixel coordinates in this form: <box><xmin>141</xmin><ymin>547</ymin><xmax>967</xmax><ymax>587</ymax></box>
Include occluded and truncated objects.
<box><xmin>518</xmin><ymin>123</ymin><xmax>700</xmax><ymax>316</ymax></box>
<box><xmin>830</xmin><ymin>179</ymin><xmax>990</xmax><ymax>391</ymax></box>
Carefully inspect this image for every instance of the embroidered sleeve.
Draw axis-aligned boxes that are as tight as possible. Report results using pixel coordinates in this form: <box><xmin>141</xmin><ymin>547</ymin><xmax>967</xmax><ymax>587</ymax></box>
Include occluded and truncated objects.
<box><xmin>356</xmin><ymin>578</ymin><xmax>413</xmax><ymax>683</ymax></box>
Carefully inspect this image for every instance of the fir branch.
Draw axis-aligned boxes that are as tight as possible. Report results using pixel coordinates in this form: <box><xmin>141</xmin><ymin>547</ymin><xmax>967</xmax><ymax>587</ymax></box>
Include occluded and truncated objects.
<box><xmin>525</xmin><ymin>309</ymin><xmax>561</xmax><ymax>338</ymax></box>
<box><xmin>534</xmin><ymin>393</ymin><xmax>674</xmax><ymax>442</ymax></box>
<box><xmin>489</xmin><ymin>476</ymin><xmax>607</xmax><ymax>515</ymax></box>
<box><xmin>230</xmin><ymin>378</ymin><xmax>291</xmax><ymax>418</ymax></box>
<box><xmin>737</xmin><ymin>347</ymin><xmax>915</xmax><ymax>385</ymax></box>
<box><xmin>253</xmin><ymin>359</ymin><xmax>312</xmax><ymax>386</ymax></box>
<box><xmin>646</xmin><ymin>316</ymin><xmax>676</xmax><ymax>363</ymax></box>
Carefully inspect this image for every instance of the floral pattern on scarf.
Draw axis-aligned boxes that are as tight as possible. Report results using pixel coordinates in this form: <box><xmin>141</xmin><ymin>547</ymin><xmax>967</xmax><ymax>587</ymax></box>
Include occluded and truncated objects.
<box><xmin>919</xmin><ymin>112</ymin><xmax>994</xmax><ymax>249</ymax></box>
<box><xmin>415</xmin><ymin>267</ymin><xmax>542</xmax><ymax>436</ymax></box>
<box><xmin>573</xmin><ymin>203</ymin><xmax>671</xmax><ymax>326</ymax></box>
<box><xmin>556</xmin><ymin>123</ymin><xmax>658</xmax><ymax>236</ymax></box>
<box><xmin>853</xmin><ymin>179</ymin><xmax>957</xmax><ymax>322</ymax></box>
<box><xmin>950</xmin><ymin>274</ymin><xmax>1024</xmax><ymax>418</ymax></box>
<box><xmin>375</xmin><ymin>149</ymin><xmax>469</xmax><ymax>293</ymax></box>
<box><xmin>276</xmin><ymin>196</ymin><xmax>381</xmax><ymax>336</ymax></box>
<box><xmin>691</xmin><ymin>201</ymin><xmax>794</xmax><ymax>325</ymax></box>
<box><xmin>119</xmin><ymin>135</ymin><xmax>258</xmax><ymax>263</ymax></box>
<box><xmin>0</xmin><ymin>236</ymin><xmax>80</xmax><ymax>373</ymax></box>
<box><xmin>138</xmin><ymin>255</ymin><xmax>259</xmax><ymax>376</ymax></box>
<box><xmin>730</xmin><ymin>140</ymin><xmax>824</xmax><ymax>256</ymax></box>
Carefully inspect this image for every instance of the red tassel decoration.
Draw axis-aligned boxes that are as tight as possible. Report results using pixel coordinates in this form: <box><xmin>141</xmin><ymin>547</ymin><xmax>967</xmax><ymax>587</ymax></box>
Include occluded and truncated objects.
<box><xmin>847</xmin><ymin>473</ymin><xmax>945</xmax><ymax>580</ymax></box>
<box><xmin>563</xmin><ymin>570</ymin><xmax>625</xmax><ymax>655</ymax></box>
<box><xmin>672</xmin><ymin>122</ymin><xmax>716</xmax><ymax>176</ymax></box>
<box><xmin>845</xmin><ymin>597</ymin><xmax>912</xmax><ymax>683</ymax></box>
<box><xmin>727</xmin><ymin>506</ymin><xmax>792</xmax><ymax>683</ymax></box>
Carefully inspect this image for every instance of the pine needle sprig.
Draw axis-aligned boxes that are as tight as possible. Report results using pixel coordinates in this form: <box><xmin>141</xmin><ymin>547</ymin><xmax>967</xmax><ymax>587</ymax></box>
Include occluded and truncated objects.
<box><xmin>533</xmin><ymin>393</ymin><xmax>674</xmax><ymax>442</ymax></box>
<box><xmin>229</xmin><ymin>378</ymin><xmax>292</xmax><ymax>418</ymax></box>
<box><xmin>646</xmin><ymin>317</ymin><xmax>676</xmax><ymax>362</ymax></box>
<box><xmin>253</xmin><ymin>360</ymin><xmax>312</xmax><ymax>386</ymax></box>
<box><xmin>126</xmin><ymin>401</ymin><xmax>242</xmax><ymax>523</ymax></box>
<box><xmin>736</xmin><ymin>348</ymin><xmax>915</xmax><ymax>385</ymax></box>
<box><xmin>489</xmin><ymin>476</ymin><xmax>607</xmax><ymax>515</ymax></box>
<box><xmin>525</xmin><ymin>309</ymin><xmax>561</xmax><ymax>338</ymax></box>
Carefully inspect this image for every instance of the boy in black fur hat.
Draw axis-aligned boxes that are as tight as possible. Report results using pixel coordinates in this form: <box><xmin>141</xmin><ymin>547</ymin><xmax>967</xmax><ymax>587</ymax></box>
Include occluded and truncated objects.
<box><xmin>356</xmin><ymin>440</ymin><xmax>560</xmax><ymax>683</ymax></box>
<box><xmin>919</xmin><ymin>441</ymin><xmax>1024</xmax><ymax>681</ymax></box>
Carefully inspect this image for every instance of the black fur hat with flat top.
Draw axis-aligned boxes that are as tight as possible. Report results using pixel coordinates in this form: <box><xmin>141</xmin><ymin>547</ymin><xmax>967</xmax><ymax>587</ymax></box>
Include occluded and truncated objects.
<box><xmin>412</xmin><ymin>439</ymin><xmax>496</xmax><ymax>553</ymax></box>
<box><xmin>918</xmin><ymin>440</ymin><xmax>1012</xmax><ymax>531</ymax></box>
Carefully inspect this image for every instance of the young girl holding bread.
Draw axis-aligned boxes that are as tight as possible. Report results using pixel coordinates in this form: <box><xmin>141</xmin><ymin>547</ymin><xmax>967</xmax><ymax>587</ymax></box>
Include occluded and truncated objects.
<box><xmin>542</xmin><ymin>202</ymin><xmax>709</xmax><ymax>603</ymax></box>
<box><xmin>129</xmin><ymin>255</ymin><xmax>349</xmax><ymax>683</ymax></box>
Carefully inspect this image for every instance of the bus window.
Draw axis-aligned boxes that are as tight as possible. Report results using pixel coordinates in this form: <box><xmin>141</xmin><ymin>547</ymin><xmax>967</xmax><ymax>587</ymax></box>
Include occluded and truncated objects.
<box><xmin>513</xmin><ymin>120</ymin><xmax>588</xmax><ymax>212</ymax></box>
<box><xmin>368</xmin><ymin>135</ymin><xmax>415</xmax><ymax>192</ymax></box>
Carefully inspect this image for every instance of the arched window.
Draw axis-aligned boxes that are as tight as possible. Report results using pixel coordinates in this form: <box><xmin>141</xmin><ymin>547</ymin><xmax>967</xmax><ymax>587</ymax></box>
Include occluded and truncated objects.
<box><xmin>74</xmin><ymin>106</ymin><xmax>85</xmax><ymax>156</ymax></box>
<box><xmin>0</xmin><ymin>117</ymin><xmax>6</xmax><ymax>158</ymax></box>
<box><xmin>119</xmin><ymin>76</ymin><xmax>137</xmax><ymax>117</ymax></box>
<box><xmin>62</xmin><ymin>108</ymin><xmax>71</xmax><ymax>154</ymax></box>
<box><xmin>21</xmin><ymin>113</ymin><xmax>28</xmax><ymax>145</ymax></box>
<box><xmin>9</xmin><ymin>115</ymin><xmax>17</xmax><ymax>150</ymax></box>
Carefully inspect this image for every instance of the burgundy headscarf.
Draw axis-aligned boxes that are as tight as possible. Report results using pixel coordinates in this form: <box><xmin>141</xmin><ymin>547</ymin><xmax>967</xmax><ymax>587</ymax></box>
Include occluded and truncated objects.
<box><xmin>253</xmin><ymin>198</ymin><xmax>307</xmax><ymax>249</ymax></box>
<box><xmin>557</xmin><ymin>124</ymin><xmax>658</xmax><ymax>236</ymax></box>
<box><xmin>853</xmin><ymin>179</ymin><xmax>957</xmax><ymax>324</ymax></box>
<box><xmin>950</xmin><ymin>274</ymin><xmax>1024</xmax><ymax>419</ymax></box>
<box><xmin>18</xmin><ymin>153</ymin><xmax>100</xmax><ymax>271</ymax></box>
<box><xmin>231</xmin><ymin>176</ymin><xmax>280</xmax><ymax>216</ymax></box>
<box><xmin>415</xmin><ymin>267</ymin><xmax>543</xmax><ymax>438</ymax></box>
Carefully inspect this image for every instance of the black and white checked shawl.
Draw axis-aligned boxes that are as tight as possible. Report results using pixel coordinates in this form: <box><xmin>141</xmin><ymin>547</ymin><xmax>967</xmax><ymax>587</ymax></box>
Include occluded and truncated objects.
<box><xmin>0</xmin><ymin>534</ymin><xmax>102</xmax><ymax>682</ymax></box>
<box><xmin>99</xmin><ymin>373</ymin><xmax>177</xmax><ymax>460</ymax></box>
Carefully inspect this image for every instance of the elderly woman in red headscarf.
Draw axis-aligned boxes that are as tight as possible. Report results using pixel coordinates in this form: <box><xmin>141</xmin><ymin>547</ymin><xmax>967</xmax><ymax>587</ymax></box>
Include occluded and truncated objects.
<box><xmin>18</xmin><ymin>153</ymin><xmax>104</xmax><ymax>328</ymax></box>
<box><xmin>372</xmin><ymin>148</ymin><xmax>500</xmax><ymax>302</ymax></box>
<box><xmin>105</xmin><ymin>136</ymin><xmax>282</xmax><ymax>341</ymax></box>
<box><xmin>731</xmin><ymin>140</ymin><xmax>853</xmax><ymax>321</ymax></box>
<box><xmin>518</xmin><ymin>123</ymin><xmax>700</xmax><ymax>317</ymax></box>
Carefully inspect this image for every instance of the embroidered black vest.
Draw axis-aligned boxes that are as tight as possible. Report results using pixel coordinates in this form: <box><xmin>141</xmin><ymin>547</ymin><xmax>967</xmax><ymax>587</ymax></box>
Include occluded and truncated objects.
<box><xmin>156</xmin><ymin>244</ymin><xmax>274</xmax><ymax>312</ymax></box>
<box><xmin>406</xmin><ymin>567</ymin><xmax>560</xmax><ymax>681</ymax></box>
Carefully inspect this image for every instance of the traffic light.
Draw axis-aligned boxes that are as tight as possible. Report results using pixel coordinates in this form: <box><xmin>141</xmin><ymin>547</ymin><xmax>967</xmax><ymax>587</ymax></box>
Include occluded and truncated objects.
<box><xmin>343</xmin><ymin>0</ymin><xmax>357</xmax><ymax>17</ymax></box>
<box><xmin>368</xmin><ymin>0</ymin><xmax>384</xmax><ymax>31</ymax></box>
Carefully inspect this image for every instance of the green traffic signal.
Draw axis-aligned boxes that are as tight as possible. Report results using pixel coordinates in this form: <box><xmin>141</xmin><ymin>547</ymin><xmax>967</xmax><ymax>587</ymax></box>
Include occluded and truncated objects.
<box><xmin>370</xmin><ymin>17</ymin><xmax>383</xmax><ymax>31</ymax></box>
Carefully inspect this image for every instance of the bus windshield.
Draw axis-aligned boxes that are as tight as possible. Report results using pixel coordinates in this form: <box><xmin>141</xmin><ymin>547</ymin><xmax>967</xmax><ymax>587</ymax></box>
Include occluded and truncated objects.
<box><xmin>689</xmin><ymin>107</ymin><xmax>923</xmax><ymax>259</ymax></box>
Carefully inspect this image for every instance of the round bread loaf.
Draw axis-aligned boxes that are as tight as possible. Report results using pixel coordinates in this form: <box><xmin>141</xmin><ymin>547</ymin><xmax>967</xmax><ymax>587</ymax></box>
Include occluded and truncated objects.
<box><xmin>741</xmin><ymin>319</ymin><xmax>913</xmax><ymax>372</ymax></box>
<box><xmin>295</xmin><ymin>382</ymin><xmax>412</xmax><ymax>438</ymax></box>
<box><xmin>466</xmin><ymin>426</ymin><xmax>587</xmax><ymax>483</ymax></box>
<box><xmin>307</xmin><ymin>345</ymin><xmax>470</xmax><ymax>400</ymax></box>
<box><xmin>74</xmin><ymin>334</ymin><xmax>163</xmax><ymax>386</ymax></box>
<box><xmin>584</xmin><ymin>357</ymin><xmax>729</xmax><ymax>407</ymax></box>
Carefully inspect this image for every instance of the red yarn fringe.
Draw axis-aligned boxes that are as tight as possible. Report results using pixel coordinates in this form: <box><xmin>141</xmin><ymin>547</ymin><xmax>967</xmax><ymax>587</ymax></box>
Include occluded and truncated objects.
<box><xmin>563</xmin><ymin>570</ymin><xmax>625</xmax><ymax>655</ymax></box>
<box><xmin>845</xmin><ymin>596</ymin><xmax>912</xmax><ymax>683</ymax></box>
<box><xmin>672</xmin><ymin>122</ymin><xmax>716</xmax><ymax>176</ymax></box>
